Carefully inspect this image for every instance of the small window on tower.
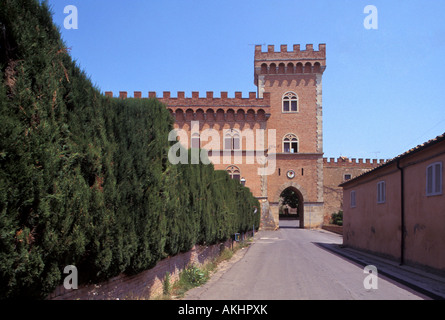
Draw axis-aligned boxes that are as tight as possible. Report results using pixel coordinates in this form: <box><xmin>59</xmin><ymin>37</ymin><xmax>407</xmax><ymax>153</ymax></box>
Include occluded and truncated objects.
<box><xmin>283</xmin><ymin>133</ymin><xmax>299</xmax><ymax>153</ymax></box>
<box><xmin>282</xmin><ymin>92</ymin><xmax>298</xmax><ymax>113</ymax></box>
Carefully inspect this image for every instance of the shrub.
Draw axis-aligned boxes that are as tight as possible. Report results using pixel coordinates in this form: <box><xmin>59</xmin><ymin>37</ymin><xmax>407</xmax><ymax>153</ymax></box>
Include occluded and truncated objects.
<box><xmin>330</xmin><ymin>210</ymin><xmax>343</xmax><ymax>226</ymax></box>
<box><xmin>182</xmin><ymin>264</ymin><xmax>208</xmax><ymax>287</ymax></box>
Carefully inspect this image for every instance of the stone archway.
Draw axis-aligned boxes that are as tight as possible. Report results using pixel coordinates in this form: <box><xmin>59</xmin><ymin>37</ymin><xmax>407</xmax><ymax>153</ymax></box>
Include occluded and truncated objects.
<box><xmin>274</xmin><ymin>182</ymin><xmax>308</xmax><ymax>202</ymax></box>
<box><xmin>279</xmin><ymin>187</ymin><xmax>304</xmax><ymax>228</ymax></box>
<box><xmin>271</xmin><ymin>182</ymin><xmax>308</xmax><ymax>229</ymax></box>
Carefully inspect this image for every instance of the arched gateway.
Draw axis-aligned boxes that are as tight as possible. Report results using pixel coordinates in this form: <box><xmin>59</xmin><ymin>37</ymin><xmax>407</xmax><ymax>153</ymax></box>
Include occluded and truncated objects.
<box><xmin>279</xmin><ymin>187</ymin><xmax>304</xmax><ymax>228</ymax></box>
<box><xmin>270</xmin><ymin>182</ymin><xmax>307</xmax><ymax>229</ymax></box>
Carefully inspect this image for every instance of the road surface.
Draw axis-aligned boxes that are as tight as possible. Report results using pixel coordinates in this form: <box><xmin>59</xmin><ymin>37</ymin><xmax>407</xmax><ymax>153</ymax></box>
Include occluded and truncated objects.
<box><xmin>184</xmin><ymin>220</ymin><xmax>426</xmax><ymax>300</ymax></box>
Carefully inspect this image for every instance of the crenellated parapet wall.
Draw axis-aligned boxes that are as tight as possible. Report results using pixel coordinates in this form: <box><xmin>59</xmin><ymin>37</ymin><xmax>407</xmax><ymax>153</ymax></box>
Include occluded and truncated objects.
<box><xmin>104</xmin><ymin>91</ymin><xmax>271</xmax><ymax>123</ymax></box>
<box><xmin>255</xmin><ymin>43</ymin><xmax>326</xmax><ymax>60</ymax></box>
<box><xmin>323</xmin><ymin>157</ymin><xmax>387</xmax><ymax>168</ymax></box>
<box><xmin>105</xmin><ymin>91</ymin><xmax>269</xmax><ymax>106</ymax></box>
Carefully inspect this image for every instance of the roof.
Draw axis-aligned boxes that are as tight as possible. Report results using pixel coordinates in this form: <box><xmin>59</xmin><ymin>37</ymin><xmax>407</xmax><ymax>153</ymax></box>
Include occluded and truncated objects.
<box><xmin>340</xmin><ymin>132</ymin><xmax>445</xmax><ymax>188</ymax></box>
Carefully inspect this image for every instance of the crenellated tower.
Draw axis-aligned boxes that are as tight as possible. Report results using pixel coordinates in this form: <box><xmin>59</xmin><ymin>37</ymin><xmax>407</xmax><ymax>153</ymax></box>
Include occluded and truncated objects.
<box><xmin>254</xmin><ymin>44</ymin><xmax>327</xmax><ymax>229</ymax></box>
<box><xmin>254</xmin><ymin>44</ymin><xmax>326</xmax><ymax>98</ymax></box>
<box><xmin>254</xmin><ymin>43</ymin><xmax>326</xmax><ymax>154</ymax></box>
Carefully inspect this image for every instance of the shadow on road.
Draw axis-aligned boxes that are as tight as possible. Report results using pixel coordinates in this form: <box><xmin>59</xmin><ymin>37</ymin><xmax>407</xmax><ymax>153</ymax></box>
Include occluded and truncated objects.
<box><xmin>312</xmin><ymin>242</ymin><xmax>366</xmax><ymax>268</ymax></box>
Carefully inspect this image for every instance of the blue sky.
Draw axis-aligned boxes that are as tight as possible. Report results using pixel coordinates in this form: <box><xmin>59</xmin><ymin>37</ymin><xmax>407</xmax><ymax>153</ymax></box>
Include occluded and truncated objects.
<box><xmin>47</xmin><ymin>0</ymin><xmax>445</xmax><ymax>160</ymax></box>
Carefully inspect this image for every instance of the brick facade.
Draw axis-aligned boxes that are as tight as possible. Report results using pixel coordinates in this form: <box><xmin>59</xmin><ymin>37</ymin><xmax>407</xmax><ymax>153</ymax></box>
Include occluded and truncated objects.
<box><xmin>105</xmin><ymin>43</ymin><xmax>384</xmax><ymax>229</ymax></box>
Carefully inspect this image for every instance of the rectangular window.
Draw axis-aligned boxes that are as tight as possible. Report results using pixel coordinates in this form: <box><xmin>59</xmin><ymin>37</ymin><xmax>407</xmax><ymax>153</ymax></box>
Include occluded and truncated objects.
<box><xmin>350</xmin><ymin>190</ymin><xmax>356</xmax><ymax>208</ymax></box>
<box><xmin>291</xmin><ymin>101</ymin><xmax>297</xmax><ymax>111</ymax></box>
<box><xmin>233</xmin><ymin>137</ymin><xmax>240</xmax><ymax>150</ymax></box>
<box><xmin>377</xmin><ymin>181</ymin><xmax>386</xmax><ymax>204</ymax></box>
<box><xmin>427</xmin><ymin>165</ymin><xmax>433</xmax><ymax>194</ymax></box>
<box><xmin>283</xmin><ymin>101</ymin><xmax>290</xmax><ymax>112</ymax></box>
<box><xmin>224</xmin><ymin>137</ymin><xmax>232</xmax><ymax>150</ymax></box>
<box><xmin>284</xmin><ymin>142</ymin><xmax>290</xmax><ymax>153</ymax></box>
<box><xmin>426</xmin><ymin>162</ymin><xmax>443</xmax><ymax>196</ymax></box>
<box><xmin>344</xmin><ymin>174</ymin><xmax>352</xmax><ymax>181</ymax></box>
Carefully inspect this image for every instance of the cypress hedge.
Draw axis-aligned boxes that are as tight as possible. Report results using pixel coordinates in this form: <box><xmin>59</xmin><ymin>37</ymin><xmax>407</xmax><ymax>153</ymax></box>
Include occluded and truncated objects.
<box><xmin>0</xmin><ymin>0</ymin><xmax>260</xmax><ymax>299</ymax></box>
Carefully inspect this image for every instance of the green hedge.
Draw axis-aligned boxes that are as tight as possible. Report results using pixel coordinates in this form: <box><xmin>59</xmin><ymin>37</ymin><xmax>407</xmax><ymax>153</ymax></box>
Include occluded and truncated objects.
<box><xmin>0</xmin><ymin>0</ymin><xmax>260</xmax><ymax>299</ymax></box>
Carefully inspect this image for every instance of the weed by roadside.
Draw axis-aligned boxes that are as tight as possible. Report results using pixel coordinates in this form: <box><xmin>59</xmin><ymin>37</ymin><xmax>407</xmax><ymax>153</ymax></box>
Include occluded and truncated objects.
<box><xmin>156</xmin><ymin>238</ymin><xmax>252</xmax><ymax>300</ymax></box>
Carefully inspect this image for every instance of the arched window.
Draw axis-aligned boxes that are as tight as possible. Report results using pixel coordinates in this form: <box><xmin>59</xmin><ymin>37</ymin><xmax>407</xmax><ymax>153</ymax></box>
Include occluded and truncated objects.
<box><xmin>282</xmin><ymin>92</ymin><xmax>298</xmax><ymax>112</ymax></box>
<box><xmin>224</xmin><ymin>129</ymin><xmax>241</xmax><ymax>150</ymax></box>
<box><xmin>283</xmin><ymin>133</ymin><xmax>299</xmax><ymax>153</ymax></box>
<box><xmin>227</xmin><ymin>165</ymin><xmax>241</xmax><ymax>181</ymax></box>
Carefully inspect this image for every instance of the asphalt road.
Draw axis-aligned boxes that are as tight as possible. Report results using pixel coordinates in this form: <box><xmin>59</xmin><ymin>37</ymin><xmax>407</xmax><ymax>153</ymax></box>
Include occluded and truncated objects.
<box><xmin>184</xmin><ymin>220</ymin><xmax>427</xmax><ymax>300</ymax></box>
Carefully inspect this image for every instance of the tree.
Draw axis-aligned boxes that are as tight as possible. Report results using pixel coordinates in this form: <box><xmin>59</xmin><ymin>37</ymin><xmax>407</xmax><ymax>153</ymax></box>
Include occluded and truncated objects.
<box><xmin>280</xmin><ymin>188</ymin><xmax>299</xmax><ymax>209</ymax></box>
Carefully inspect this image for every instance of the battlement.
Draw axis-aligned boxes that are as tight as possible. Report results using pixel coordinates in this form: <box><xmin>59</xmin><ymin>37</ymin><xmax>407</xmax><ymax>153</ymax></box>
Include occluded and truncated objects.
<box><xmin>254</xmin><ymin>44</ymin><xmax>326</xmax><ymax>77</ymax></box>
<box><xmin>323</xmin><ymin>157</ymin><xmax>387</xmax><ymax>168</ymax></box>
<box><xmin>256</xmin><ymin>43</ymin><xmax>325</xmax><ymax>54</ymax></box>
<box><xmin>104</xmin><ymin>91</ymin><xmax>271</xmax><ymax>108</ymax></box>
<box><xmin>255</xmin><ymin>43</ymin><xmax>326</xmax><ymax>61</ymax></box>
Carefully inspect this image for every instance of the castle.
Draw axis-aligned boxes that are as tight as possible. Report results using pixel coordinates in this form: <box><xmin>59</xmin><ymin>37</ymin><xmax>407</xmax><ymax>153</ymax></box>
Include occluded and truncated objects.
<box><xmin>105</xmin><ymin>44</ymin><xmax>385</xmax><ymax>230</ymax></box>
